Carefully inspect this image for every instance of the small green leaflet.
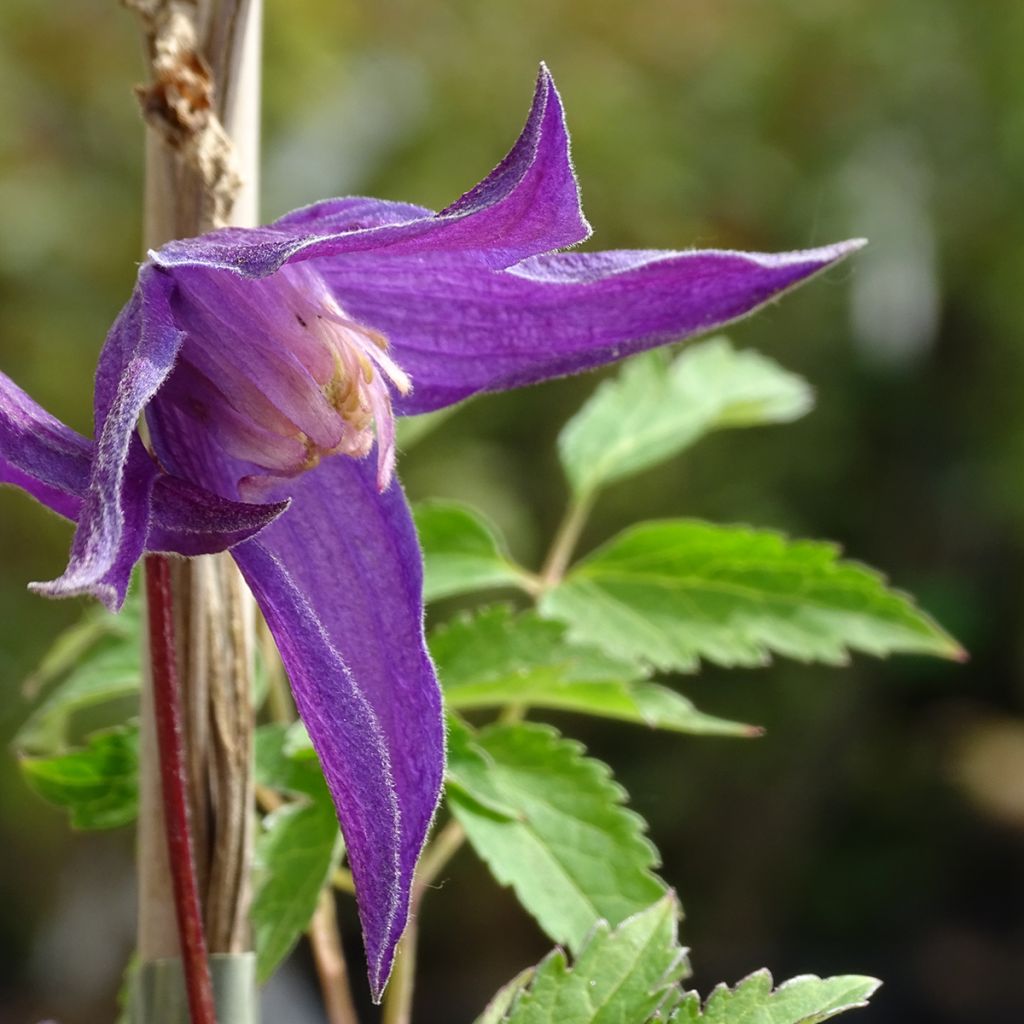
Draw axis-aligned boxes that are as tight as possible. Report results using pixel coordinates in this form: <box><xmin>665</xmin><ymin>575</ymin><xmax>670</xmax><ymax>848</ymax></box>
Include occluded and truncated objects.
<box><xmin>445</xmin><ymin>715</ymin><xmax>518</xmax><ymax>819</ymax></box>
<box><xmin>477</xmin><ymin>898</ymin><xmax>879</xmax><ymax>1024</ymax></box>
<box><xmin>677</xmin><ymin>969</ymin><xmax>880</xmax><ymax>1024</ymax></box>
<box><xmin>432</xmin><ymin>607</ymin><xmax>754</xmax><ymax>736</ymax></box>
<box><xmin>15</xmin><ymin>644</ymin><xmax>141</xmax><ymax>755</ymax></box>
<box><xmin>252</xmin><ymin>725</ymin><xmax>342</xmax><ymax>981</ymax></box>
<box><xmin>448</xmin><ymin>721</ymin><xmax>667</xmax><ymax>951</ymax></box>
<box><xmin>473</xmin><ymin>969</ymin><xmax>536</xmax><ymax>1024</ymax></box>
<box><xmin>16</xmin><ymin>591</ymin><xmax>142</xmax><ymax>755</ymax></box>
<box><xmin>19</xmin><ymin>724</ymin><xmax>139</xmax><ymax>829</ymax></box>
<box><xmin>541</xmin><ymin>520</ymin><xmax>963</xmax><ymax>672</ymax></box>
<box><xmin>474</xmin><ymin>896</ymin><xmax>687</xmax><ymax>1024</ymax></box>
<box><xmin>414</xmin><ymin>501</ymin><xmax>529</xmax><ymax>602</ymax></box>
<box><xmin>559</xmin><ymin>339</ymin><xmax>813</xmax><ymax>498</ymax></box>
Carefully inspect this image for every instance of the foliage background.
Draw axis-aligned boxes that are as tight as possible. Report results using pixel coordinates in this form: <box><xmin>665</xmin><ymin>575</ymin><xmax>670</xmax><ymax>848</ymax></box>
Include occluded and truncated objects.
<box><xmin>0</xmin><ymin>0</ymin><xmax>1021</xmax><ymax>1021</ymax></box>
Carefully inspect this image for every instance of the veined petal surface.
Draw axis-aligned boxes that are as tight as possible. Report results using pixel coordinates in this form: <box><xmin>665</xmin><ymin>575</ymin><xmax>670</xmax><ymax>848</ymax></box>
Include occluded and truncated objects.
<box><xmin>150</xmin><ymin>65</ymin><xmax>587</xmax><ymax>278</ymax></box>
<box><xmin>319</xmin><ymin>240</ymin><xmax>865</xmax><ymax>415</ymax></box>
<box><xmin>232</xmin><ymin>454</ymin><xmax>444</xmax><ymax>1000</ymax></box>
<box><xmin>0</xmin><ymin>371</ymin><xmax>91</xmax><ymax>521</ymax></box>
<box><xmin>31</xmin><ymin>268</ymin><xmax>184</xmax><ymax>609</ymax></box>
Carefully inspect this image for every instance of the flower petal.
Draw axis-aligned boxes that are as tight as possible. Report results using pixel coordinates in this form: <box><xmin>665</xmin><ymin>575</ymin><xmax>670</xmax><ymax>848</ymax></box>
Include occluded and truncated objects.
<box><xmin>271</xmin><ymin>196</ymin><xmax>434</xmax><ymax>234</ymax></box>
<box><xmin>151</xmin><ymin>64</ymin><xmax>588</xmax><ymax>277</ymax></box>
<box><xmin>231</xmin><ymin>455</ymin><xmax>443</xmax><ymax>1000</ymax></box>
<box><xmin>0</xmin><ymin>366</ymin><xmax>292</xmax><ymax>565</ymax></box>
<box><xmin>318</xmin><ymin>240</ymin><xmax>866</xmax><ymax>414</ymax></box>
<box><xmin>0</xmin><ymin>370</ymin><xmax>91</xmax><ymax>520</ymax></box>
<box><xmin>31</xmin><ymin>266</ymin><xmax>184</xmax><ymax>609</ymax></box>
<box><xmin>146</xmin><ymin>479</ymin><xmax>289</xmax><ymax>556</ymax></box>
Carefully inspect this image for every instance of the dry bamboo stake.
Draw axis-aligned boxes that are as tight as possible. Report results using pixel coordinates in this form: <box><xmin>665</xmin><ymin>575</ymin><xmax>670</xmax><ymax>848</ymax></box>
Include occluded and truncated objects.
<box><xmin>131</xmin><ymin>1</ymin><xmax>263</xmax><ymax>1019</ymax></box>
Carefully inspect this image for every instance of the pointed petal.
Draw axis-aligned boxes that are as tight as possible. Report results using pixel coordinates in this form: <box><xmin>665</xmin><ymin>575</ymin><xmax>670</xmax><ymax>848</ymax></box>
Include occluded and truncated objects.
<box><xmin>318</xmin><ymin>240</ymin><xmax>865</xmax><ymax>414</ymax></box>
<box><xmin>0</xmin><ymin>367</ymin><xmax>288</xmax><ymax>566</ymax></box>
<box><xmin>231</xmin><ymin>456</ymin><xmax>443</xmax><ymax>999</ymax></box>
<box><xmin>0</xmin><ymin>370</ymin><xmax>91</xmax><ymax>520</ymax></box>
<box><xmin>147</xmin><ymin>479</ymin><xmax>289</xmax><ymax>555</ymax></box>
<box><xmin>32</xmin><ymin>266</ymin><xmax>184</xmax><ymax>609</ymax></box>
<box><xmin>151</xmin><ymin>65</ymin><xmax>588</xmax><ymax>277</ymax></box>
<box><xmin>271</xmin><ymin>196</ymin><xmax>434</xmax><ymax>233</ymax></box>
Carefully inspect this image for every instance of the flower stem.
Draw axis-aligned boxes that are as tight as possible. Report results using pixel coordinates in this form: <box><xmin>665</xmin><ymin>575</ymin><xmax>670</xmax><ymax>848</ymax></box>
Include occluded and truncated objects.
<box><xmin>380</xmin><ymin>917</ymin><xmax>418</xmax><ymax>1024</ymax></box>
<box><xmin>144</xmin><ymin>554</ymin><xmax>216</xmax><ymax>1024</ymax></box>
<box><xmin>413</xmin><ymin>819</ymin><xmax>466</xmax><ymax>906</ymax></box>
<box><xmin>539</xmin><ymin>491</ymin><xmax>595</xmax><ymax>589</ymax></box>
<box><xmin>309</xmin><ymin>891</ymin><xmax>361</xmax><ymax>1024</ymax></box>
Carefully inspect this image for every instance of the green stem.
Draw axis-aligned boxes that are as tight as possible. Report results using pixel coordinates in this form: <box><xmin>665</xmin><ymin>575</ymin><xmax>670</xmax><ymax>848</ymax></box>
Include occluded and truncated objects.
<box><xmin>308</xmin><ymin>891</ymin><xmax>361</xmax><ymax>1024</ymax></box>
<box><xmin>413</xmin><ymin>819</ymin><xmax>466</xmax><ymax>905</ymax></box>
<box><xmin>380</xmin><ymin>917</ymin><xmax>418</xmax><ymax>1024</ymax></box>
<box><xmin>539</xmin><ymin>492</ymin><xmax>595</xmax><ymax>590</ymax></box>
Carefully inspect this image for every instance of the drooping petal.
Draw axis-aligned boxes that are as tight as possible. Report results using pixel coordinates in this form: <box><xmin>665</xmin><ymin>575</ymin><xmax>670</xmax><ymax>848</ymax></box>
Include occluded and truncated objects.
<box><xmin>150</xmin><ymin>64</ymin><xmax>588</xmax><ymax>278</ymax></box>
<box><xmin>231</xmin><ymin>455</ymin><xmax>443</xmax><ymax>1001</ymax></box>
<box><xmin>0</xmin><ymin>370</ymin><xmax>91</xmax><ymax>520</ymax></box>
<box><xmin>32</xmin><ymin>266</ymin><xmax>184</xmax><ymax>609</ymax></box>
<box><xmin>318</xmin><ymin>240</ymin><xmax>865</xmax><ymax>414</ymax></box>
<box><xmin>146</xmin><ymin>479</ymin><xmax>289</xmax><ymax>556</ymax></box>
<box><xmin>0</xmin><ymin>368</ymin><xmax>292</xmax><ymax>559</ymax></box>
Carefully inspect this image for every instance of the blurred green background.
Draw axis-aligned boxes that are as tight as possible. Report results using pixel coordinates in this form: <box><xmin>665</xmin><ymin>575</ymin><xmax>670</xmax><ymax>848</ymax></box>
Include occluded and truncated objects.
<box><xmin>1</xmin><ymin>0</ymin><xmax>1022</xmax><ymax>1021</ymax></box>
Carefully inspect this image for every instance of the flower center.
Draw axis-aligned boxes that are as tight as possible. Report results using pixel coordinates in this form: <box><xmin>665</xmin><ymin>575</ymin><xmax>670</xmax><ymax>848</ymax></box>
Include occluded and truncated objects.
<box><xmin>273</xmin><ymin>262</ymin><xmax>411</xmax><ymax>491</ymax></box>
<box><xmin>160</xmin><ymin>261</ymin><xmax>411</xmax><ymax>501</ymax></box>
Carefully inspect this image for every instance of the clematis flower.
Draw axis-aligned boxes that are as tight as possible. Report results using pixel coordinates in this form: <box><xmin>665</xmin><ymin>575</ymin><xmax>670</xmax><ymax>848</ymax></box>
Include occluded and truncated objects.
<box><xmin>0</xmin><ymin>65</ymin><xmax>862</xmax><ymax>997</ymax></box>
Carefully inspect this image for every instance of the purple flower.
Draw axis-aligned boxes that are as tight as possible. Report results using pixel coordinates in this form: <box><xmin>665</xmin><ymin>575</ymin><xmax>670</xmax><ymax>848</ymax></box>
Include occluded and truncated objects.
<box><xmin>0</xmin><ymin>66</ymin><xmax>861</xmax><ymax>996</ymax></box>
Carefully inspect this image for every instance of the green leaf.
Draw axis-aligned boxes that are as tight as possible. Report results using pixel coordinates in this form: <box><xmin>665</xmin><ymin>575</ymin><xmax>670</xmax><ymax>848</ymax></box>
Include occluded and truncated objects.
<box><xmin>445</xmin><ymin>715</ymin><xmax>519</xmax><ymax>820</ymax></box>
<box><xmin>15</xmin><ymin>643</ymin><xmax>141</xmax><ymax>755</ymax></box>
<box><xmin>252</xmin><ymin>725</ymin><xmax>341</xmax><ymax>982</ymax></box>
<box><xmin>433</xmin><ymin>607</ymin><xmax>754</xmax><ymax>737</ymax></box>
<box><xmin>19</xmin><ymin>725</ymin><xmax>139</xmax><ymax>830</ymax></box>
<box><xmin>473</xmin><ymin>969</ymin><xmax>536</xmax><ymax>1024</ymax></box>
<box><xmin>480</xmin><ymin>896</ymin><xmax>687</xmax><ymax>1024</ymax></box>
<box><xmin>540</xmin><ymin>520</ymin><xmax>963</xmax><ymax>672</ymax></box>
<box><xmin>22</xmin><ymin>594</ymin><xmax>138</xmax><ymax>696</ymax></box>
<box><xmin>254</xmin><ymin>723</ymin><xmax>328</xmax><ymax>800</ymax></box>
<box><xmin>415</xmin><ymin>501</ymin><xmax>529</xmax><ymax>602</ymax></box>
<box><xmin>677</xmin><ymin>970</ymin><xmax>880</xmax><ymax>1023</ymax></box>
<box><xmin>448</xmin><ymin>722</ymin><xmax>667</xmax><ymax>951</ymax></box>
<box><xmin>559</xmin><ymin>340</ymin><xmax>813</xmax><ymax>497</ymax></box>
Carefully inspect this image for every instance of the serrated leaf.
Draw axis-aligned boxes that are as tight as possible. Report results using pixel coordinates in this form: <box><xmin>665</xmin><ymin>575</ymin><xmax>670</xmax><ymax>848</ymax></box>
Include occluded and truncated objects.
<box><xmin>19</xmin><ymin>725</ymin><xmax>139</xmax><ymax>829</ymax></box>
<box><xmin>677</xmin><ymin>969</ymin><xmax>880</xmax><ymax>1023</ymax></box>
<box><xmin>414</xmin><ymin>501</ymin><xmax>529</xmax><ymax>602</ymax></box>
<box><xmin>540</xmin><ymin>520</ymin><xmax>963</xmax><ymax>672</ymax></box>
<box><xmin>22</xmin><ymin>594</ymin><xmax>138</xmax><ymax>697</ymax></box>
<box><xmin>483</xmin><ymin>896</ymin><xmax>687</xmax><ymax>1024</ymax></box>
<box><xmin>448</xmin><ymin>722</ymin><xmax>667</xmax><ymax>950</ymax></box>
<box><xmin>445</xmin><ymin>715</ymin><xmax>519</xmax><ymax>820</ymax></box>
<box><xmin>252</xmin><ymin>724</ymin><xmax>341</xmax><ymax>981</ymax></box>
<box><xmin>473</xmin><ymin>968</ymin><xmax>537</xmax><ymax>1024</ymax></box>
<box><xmin>253</xmin><ymin>802</ymin><xmax>342</xmax><ymax>982</ymax></box>
<box><xmin>433</xmin><ymin>607</ymin><xmax>754</xmax><ymax>737</ymax></box>
<box><xmin>15</xmin><ymin>644</ymin><xmax>141</xmax><ymax>755</ymax></box>
<box><xmin>559</xmin><ymin>340</ymin><xmax>813</xmax><ymax>497</ymax></box>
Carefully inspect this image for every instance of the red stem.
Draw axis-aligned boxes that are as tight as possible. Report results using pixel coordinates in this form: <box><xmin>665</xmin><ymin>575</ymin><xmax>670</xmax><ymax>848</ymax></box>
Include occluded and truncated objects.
<box><xmin>144</xmin><ymin>554</ymin><xmax>217</xmax><ymax>1024</ymax></box>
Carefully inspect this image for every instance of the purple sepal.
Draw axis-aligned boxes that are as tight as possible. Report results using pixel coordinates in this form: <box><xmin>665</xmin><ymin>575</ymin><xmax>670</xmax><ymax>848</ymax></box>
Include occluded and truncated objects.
<box><xmin>147</xmin><ymin>480</ymin><xmax>289</xmax><ymax>556</ymax></box>
<box><xmin>29</xmin><ymin>267</ymin><xmax>184</xmax><ymax>609</ymax></box>
<box><xmin>1</xmin><ymin>312</ymin><xmax>286</xmax><ymax>599</ymax></box>
<box><xmin>232</xmin><ymin>454</ymin><xmax>443</xmax><ymax>1001</ymax></box>
<box><xmin>319</xmin><ymin>239</ymin><xmax>866</xmax><ymax>415</ymax></box>
<box><xmin>0</xmin><ymin>370</ymin><xmax>91</xmax><ymax>521</ymax></box>
<box><xmin>150</xmin><ymin>65</ymin><xmax>587</xmax><ymax>279</ymax></box>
